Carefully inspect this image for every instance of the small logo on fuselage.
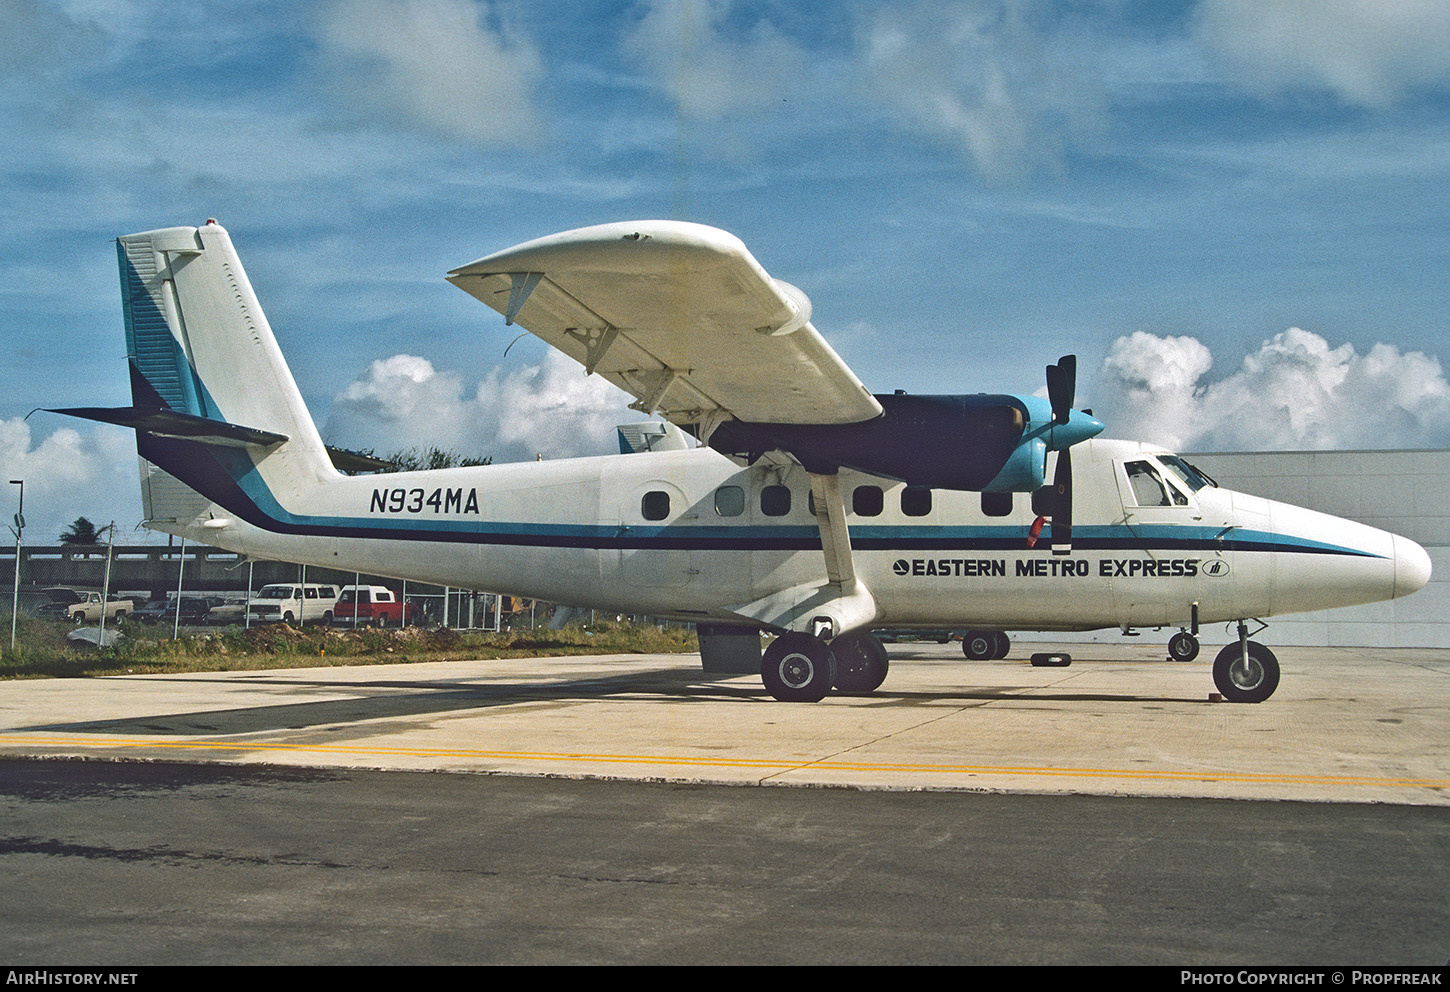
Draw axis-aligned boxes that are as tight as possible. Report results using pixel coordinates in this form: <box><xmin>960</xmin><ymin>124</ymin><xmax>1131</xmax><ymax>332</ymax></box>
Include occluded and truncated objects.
<box><xmin>1202</xmin><ymin>559</ymin><xmax>1231</xmax><ymax>577</ymax></box>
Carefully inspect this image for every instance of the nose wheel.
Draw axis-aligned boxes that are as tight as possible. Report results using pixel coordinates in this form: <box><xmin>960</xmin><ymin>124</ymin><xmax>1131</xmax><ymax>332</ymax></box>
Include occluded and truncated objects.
<box><xmin>1211</xmin><ymin>631</ymin><xmax>1280</xmax><ymax>703</ymax></box>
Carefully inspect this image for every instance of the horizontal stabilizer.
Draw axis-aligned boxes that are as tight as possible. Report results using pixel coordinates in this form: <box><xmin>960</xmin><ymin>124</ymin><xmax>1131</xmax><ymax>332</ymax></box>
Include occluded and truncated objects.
<box><xmin>46</xmin><ymin>405</ymin><xmax>287</xmax><ymax>448</ymax></box>
<box><xmin>323</xmin><ymin>446</ymin><xmax>397</xmax><ymax>474</ymax></box>
<box><xmin>617</xmin><ymin>421</ymin><xmax>692</xmax><ymax>454</ymax></box>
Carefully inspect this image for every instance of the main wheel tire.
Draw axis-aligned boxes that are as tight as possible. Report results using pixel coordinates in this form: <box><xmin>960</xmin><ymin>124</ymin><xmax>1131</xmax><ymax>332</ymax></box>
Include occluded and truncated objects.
<box><xmin>1168</xmin><ymin>631</ymin><xmax>1200</xmax><ymax>662</ymax></box>
<box><xmin>963</xmin><ymin>630</ymin><xmax>996</xmax><ymax>661</ymax></box>
<box><xmin>992</xmin><ymin>631</ymin><xmax>1011</xmax><ymax>659</ymax></box>
<box><xmin>762</xmin><ymin>632</ymin><xmax>836</xmax><ymax>702</ymax></box>
<box><xmin>1212</xmin><ymin>640</ymin><xmax>1280</xmax><ymax>703</ymax></box>
<box><xmin>831</xmin><ymin>631</ymin><xmax>889</xmax><ymax>694</ymax></box>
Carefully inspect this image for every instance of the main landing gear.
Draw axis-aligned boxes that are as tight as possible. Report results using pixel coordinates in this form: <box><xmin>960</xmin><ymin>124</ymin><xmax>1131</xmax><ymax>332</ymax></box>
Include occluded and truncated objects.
<box><xmin>1210</xmin><ymin>620</ymin><xmax>1280</xmax><ymax>703</ymax></box>
<box><xmin>962</xmin><ymin>630</ymin><xmax>1010</xmax><ymax>660</ymax></box>
<box><xmin>760</xmin><ymin>630</ymin><xmax>889</xmax><ymax>701</ymax></box>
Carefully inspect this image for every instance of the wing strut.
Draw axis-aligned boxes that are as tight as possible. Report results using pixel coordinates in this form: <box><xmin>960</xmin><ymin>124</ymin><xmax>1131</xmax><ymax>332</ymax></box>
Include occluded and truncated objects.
<box><xmin>809</xmin><ymin>472</ymin><xmax>856</xmax><ymax>589</ymax></box>
<box><xmin>805</xmin><ymin>471</ymin><xmax>878</xmax><ymax>639</ymax></box>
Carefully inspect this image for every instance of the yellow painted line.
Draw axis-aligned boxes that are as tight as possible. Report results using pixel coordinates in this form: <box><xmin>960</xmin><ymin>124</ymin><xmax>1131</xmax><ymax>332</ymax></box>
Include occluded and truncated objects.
<box><xmin>1</xmin><ymin>734</ymin><xmax>1448</xmax><ymax>790</ymax></box>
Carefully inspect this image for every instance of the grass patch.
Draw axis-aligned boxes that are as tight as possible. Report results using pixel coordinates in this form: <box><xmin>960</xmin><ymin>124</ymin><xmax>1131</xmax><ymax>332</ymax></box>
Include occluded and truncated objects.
<box><xmin>0</xmin><ymin>616</ymin><xmax>699</xmax><ymax>679</ymax></box>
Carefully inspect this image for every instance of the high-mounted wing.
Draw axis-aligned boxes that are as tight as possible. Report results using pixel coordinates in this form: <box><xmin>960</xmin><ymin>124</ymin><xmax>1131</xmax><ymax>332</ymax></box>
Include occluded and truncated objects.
<box><xmin>446</xmin><ymin>221</ymin><xmax>882</xmax><ymax>439</ymax></box>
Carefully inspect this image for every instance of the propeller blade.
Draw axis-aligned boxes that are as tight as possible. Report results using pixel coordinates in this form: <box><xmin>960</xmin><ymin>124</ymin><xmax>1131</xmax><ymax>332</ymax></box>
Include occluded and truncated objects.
<box><xmin>1050</xmin><ymin>448</ymin><xmax>1072</xmax><ymax>555</ymax></box>
<box><xmin>1046</xmin><ymin>355</ymin><xmax>1076</xmax><ymax>426</ymax></box>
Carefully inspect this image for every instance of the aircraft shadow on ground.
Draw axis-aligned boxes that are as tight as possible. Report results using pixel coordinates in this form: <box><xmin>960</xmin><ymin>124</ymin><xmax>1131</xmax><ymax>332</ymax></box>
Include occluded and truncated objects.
<box><xmin>17</xmin><ymin>664</ymin><xmax>1204</xmax><ymax>740</ymax></box>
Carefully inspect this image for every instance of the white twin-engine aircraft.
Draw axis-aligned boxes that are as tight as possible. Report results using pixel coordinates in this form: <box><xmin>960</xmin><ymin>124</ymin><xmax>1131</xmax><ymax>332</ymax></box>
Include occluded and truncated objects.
<box><xmin>54</xmin><ymin>220</ymin><xmax>1430</xmax><ymax>705</ymax></box>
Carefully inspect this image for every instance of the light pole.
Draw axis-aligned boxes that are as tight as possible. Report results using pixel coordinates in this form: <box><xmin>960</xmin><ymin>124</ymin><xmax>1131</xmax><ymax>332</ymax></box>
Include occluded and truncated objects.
<box><xmin>9</xmin><ymin>479</ymin><xmax>22</xmax><ymax>652</ymax></box>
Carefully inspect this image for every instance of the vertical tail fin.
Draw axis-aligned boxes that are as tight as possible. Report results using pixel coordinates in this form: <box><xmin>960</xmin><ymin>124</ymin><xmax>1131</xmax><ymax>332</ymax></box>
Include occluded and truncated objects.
<box><xmin>109</xmin><ymin>222</ymin><xmax>340</xmax><ymax>529</ymax></box>
<box><xmin>117</xmin><ymin>222</ymin><xmax>330</xmax><ymax>464</ymax></box>
<box><xmin>47</xmin><ymin>222</ymin><xmax>341</xmax><ymax>533</ymax></box>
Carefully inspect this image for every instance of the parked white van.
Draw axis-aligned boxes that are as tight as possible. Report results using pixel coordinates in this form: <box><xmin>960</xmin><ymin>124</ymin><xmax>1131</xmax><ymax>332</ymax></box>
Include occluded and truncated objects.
<box><xmin>246</xmin><ymin>583</ymin><xmax>340</xmax><ymax>625</ymax></box>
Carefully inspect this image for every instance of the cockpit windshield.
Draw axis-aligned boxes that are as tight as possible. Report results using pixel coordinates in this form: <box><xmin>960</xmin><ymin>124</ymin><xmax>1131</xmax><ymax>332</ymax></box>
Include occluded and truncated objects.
<box><xmin>1157</xmin><ymin>455</ymin><xmax>1217</xmax><ymax>492</ymax></box>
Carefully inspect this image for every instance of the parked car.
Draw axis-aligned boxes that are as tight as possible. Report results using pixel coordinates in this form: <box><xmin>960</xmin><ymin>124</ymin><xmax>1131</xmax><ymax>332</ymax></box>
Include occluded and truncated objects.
<box><xmin>332</xmin><ymin>585</ymin><xmax>419</xmax><ymax>627</ymax></box>
<box><xmin>246</xmin><ymin>583</ymin><xmax>340</xmax><ymax>625</ymax></box>
<box><xmin>204</xmin><ymin>599</ymin><xmax>249</xmax><ymax>625</ymax></box>
<box><xmin>131</xmin><ymin>596</ymin><xmax>223</xmax><ymax>625</ymax></box>
<box><xmin>40</xmin><ymin>587</ymin><xmax>134</xmax><ymax>625</ymax></box>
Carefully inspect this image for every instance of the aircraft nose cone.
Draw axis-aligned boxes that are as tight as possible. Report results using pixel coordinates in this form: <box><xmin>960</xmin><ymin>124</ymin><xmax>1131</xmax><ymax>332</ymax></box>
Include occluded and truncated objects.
<box><xmin>1393</xmin><ymin>535</ymin><xmax>1432</xmax><ymax>599</ymax></box>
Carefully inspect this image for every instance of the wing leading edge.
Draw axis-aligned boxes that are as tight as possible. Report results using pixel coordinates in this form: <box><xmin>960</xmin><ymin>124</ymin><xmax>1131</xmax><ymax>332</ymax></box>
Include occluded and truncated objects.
<box><xmin>446</xmin><ymin>220</ymin><xmax>883</xmax><ymax>439</ymax></box>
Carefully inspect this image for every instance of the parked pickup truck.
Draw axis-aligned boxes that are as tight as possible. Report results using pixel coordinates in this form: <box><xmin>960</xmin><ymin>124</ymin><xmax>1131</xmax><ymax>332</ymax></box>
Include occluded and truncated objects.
<box><xmin>41</xmin><ymin>587</ymin><xmax>134</xmax><ymax>625</ymax></box>
<box><xmin>333</xmin><ymin>585</ymin><xmax>418</xmax><ymax>627</ymax></box>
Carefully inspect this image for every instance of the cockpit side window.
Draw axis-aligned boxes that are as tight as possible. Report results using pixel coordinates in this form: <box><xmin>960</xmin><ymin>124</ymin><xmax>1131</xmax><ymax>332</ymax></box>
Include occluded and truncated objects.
<box><xmin>1124</xmin><ymin>460</ymin><xmax>1182</xmax><ymax>507</ymax></box>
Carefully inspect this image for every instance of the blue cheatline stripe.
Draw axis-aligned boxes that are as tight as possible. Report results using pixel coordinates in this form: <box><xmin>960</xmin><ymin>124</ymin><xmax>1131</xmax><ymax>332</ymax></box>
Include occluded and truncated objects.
<box><xmin>155</xmin><ymin>437</ymin><xmax>1383</xmax><ymax>559</ymax></box>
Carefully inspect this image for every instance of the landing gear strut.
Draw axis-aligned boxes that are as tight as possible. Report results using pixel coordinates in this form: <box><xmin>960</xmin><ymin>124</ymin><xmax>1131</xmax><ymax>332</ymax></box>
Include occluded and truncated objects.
<box><xmin>1170</xmin><ymin>602</ymin><xmax>1201</xmax><ymax>661</ymax></box>
<box><xmin>1211</xmin><ymin>620</ymin><xmax>1280</xmax><ymax>703</ymax></box>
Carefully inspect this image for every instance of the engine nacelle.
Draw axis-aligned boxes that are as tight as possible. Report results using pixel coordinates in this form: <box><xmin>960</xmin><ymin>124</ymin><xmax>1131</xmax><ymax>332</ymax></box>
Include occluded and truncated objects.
<box><xmin>981</xmin><ymin>436</ymin><xmax>1047</xmax><ymax>493</ymax></box>
<box><xmin>708</xmin><ymin>393</ymin><xmax>1102</xmax><ymax>493</ymax></box>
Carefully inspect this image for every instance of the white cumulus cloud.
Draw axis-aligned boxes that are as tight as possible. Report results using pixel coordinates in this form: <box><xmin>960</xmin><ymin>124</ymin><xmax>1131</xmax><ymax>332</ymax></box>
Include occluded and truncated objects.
<box><xmin>325</xmin><ymin>350</ymin><xmax>642</xmax><ymax>464</ymax></box>
<box><xmin>0</xmin><ymin>418</ymin><xmax>144</xmax><ymax>544</ymax></box>
<box><xmin>1096</xmin><ymin>328</ymin><xmax>1450</xmax><ymax>452</ymax></box>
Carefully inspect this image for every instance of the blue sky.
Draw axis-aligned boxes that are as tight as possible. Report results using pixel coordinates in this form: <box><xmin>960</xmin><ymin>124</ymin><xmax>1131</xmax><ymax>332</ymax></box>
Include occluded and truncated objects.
<box><xmin>3</xmin><ymin>0</ymin><xmax>1450</xmax><ymax>541</ymax></box>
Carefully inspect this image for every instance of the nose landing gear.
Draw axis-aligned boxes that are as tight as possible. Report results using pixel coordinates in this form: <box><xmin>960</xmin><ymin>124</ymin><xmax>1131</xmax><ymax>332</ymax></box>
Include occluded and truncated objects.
<box><xmin>1211</xmin><ymin>620</ymin><xmax>1280</xmax><ymax>703</ymax></box>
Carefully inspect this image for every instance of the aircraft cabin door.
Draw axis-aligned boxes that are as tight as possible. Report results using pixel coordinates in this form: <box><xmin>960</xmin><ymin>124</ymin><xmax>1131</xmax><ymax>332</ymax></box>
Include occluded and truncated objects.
<box><xmin>617</xmin><ymin>480</ymin><xmax>693</xmax><ymax>589</ymax></box>
<box><xmin>1111</xmin><ymin>457</ymin><xmax>1219</xmax><ymax>628</ymax></box>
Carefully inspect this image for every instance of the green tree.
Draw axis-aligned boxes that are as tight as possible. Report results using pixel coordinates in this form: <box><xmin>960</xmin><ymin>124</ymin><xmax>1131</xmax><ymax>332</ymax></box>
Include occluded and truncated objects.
<box><xmin>377</xmin><ymin>447</ymin><xmax>492</xmax><ymax>473</ymax></box>
<box><xmin>58</xmin><ymin>517</ymin><xmax>102</xmax><ymax>546</ymax></box>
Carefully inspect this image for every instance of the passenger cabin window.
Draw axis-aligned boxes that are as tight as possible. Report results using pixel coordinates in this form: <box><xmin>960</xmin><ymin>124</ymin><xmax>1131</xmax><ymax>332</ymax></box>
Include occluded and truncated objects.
<box><xmin>642</xmin><ymin>490</ymin><xmax>670</xmax><ymax>521</ymax></box>
<box><xmin>1125</xmin><ymin>461</ymin><xmax>1187</xmax><ymax>507</ymax></box>
<box><xmin>305</xmin><ymin>588</ymin><xmax>317</xmax><ymax>599</ymax></box>
<box><xmin>761</xmin><ymin>485</ymin><xmax>791</xmax><ymax>517</ymax></box>
<box><xmin>901</xmin><ymin>487</ymin><xmax>933</xmax><ymax>517</ymax></box>
<box><xmin>714</xmin><ymin>485</ymin><xmax>744</xmax><ymax>517</ymax></box>
<box><xmin>853</xmin><ymin>485</ymin><xmax>883</xmax><ymax>517</ymax></box>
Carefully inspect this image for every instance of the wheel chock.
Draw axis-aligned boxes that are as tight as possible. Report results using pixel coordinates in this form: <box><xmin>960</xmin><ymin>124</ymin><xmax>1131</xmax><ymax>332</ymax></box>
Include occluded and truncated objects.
<box><xmin>1030</xmin><ymin>652</ymin><xmax>1071</xmax><ymax>667</ymax></box>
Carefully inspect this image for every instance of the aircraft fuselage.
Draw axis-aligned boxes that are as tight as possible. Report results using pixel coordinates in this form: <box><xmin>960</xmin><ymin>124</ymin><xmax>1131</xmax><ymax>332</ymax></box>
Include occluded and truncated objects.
<box><xmin>147</xmin><ymin>436</ymin><xmax>1429</xmax><ymax>636</ymax></box>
